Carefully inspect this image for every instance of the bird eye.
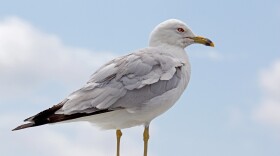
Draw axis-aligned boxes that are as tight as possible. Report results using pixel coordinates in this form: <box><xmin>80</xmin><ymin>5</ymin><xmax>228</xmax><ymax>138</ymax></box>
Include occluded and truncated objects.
<box><xmin>177</xmin><ymin>28</ymin><xmax>185</xmax><ymax>32</ymax></box>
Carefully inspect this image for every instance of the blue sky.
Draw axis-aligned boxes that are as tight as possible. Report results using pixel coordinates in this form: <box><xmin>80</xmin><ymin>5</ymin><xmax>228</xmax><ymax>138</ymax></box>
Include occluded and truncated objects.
<box><xmin>1</xmin><ymin>0</ymin><xmax>280</xmax><ymax>156</ymax></box>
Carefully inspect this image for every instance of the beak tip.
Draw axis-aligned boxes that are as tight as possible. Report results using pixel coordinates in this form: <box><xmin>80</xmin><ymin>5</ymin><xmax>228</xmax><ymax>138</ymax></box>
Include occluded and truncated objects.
<box><xmin>205</xmin><ymin>42</ymin><xmax>215</xmax><ymax>47</ymax></box>
<box><xmin>192</xmin><ymin>36</ymin><xmax>215</xmax><ymax>47</ymax></box>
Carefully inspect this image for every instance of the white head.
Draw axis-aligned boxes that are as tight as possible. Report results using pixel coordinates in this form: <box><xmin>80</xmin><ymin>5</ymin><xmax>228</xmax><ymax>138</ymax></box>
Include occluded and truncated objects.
<box><xmin>149</xmin><ymin>19</ymin><xmax>214</xmax><ymax>48</ymax></box>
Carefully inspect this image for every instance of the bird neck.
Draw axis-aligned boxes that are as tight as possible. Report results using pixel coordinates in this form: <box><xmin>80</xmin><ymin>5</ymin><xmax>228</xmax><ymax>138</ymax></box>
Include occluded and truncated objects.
<box><xmin>149</xmin><ymin>44</ymin><xmax>189</xmax><ymax>63</ymax></box>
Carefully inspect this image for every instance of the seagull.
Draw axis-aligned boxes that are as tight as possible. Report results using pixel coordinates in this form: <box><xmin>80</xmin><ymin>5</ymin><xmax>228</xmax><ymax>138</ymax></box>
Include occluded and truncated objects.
<box><xmin>13</xmin><ymin>19</ymin><xmax>214</xmax><ymax>156</ymax></box>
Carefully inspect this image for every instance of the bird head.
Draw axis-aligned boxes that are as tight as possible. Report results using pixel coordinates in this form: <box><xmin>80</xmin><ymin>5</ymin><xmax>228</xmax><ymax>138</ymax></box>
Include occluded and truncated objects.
<box><xmin>149</xmin><ymin>19</ymin><xmax>214</xmax><ymax>48</ymax></box>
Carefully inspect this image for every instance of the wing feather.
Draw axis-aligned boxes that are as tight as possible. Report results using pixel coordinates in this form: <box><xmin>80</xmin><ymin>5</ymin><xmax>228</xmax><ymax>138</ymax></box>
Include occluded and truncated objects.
<box><xmin>55</xmin><ymin>48</ymin><xmax>184</xmax><ymax>116</ymax></box>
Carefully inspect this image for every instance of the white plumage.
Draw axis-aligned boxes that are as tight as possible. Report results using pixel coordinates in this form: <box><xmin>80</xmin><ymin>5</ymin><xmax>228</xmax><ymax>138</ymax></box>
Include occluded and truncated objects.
<box><xmin>13</xmin><ymin>19</ymin><xmax>214</xmax><ymax>156</ymax></box>
<box><xmin>59</xmin><ymin>47</ymin><xmax>191</xmax><ymax>129</ymax></box>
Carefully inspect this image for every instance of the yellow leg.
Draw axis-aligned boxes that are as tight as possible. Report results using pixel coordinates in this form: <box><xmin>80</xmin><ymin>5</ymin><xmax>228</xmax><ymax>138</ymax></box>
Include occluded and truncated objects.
<box><xmin>143</xmin><ymin>126</ymin><xmax>150</xmax><ymax>156</ymax></box>
<box><xmin>116</xmin><ymin>129</ymin><xmax>122</xmax><ymax>156</ymax></box>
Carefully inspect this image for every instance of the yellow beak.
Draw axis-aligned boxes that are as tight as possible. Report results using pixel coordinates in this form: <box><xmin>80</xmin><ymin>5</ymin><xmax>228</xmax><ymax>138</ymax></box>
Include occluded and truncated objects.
<box><xmin>191</xmin><ymin>36</ymin><xmax>215</xmax><ymax>47</ymax></box>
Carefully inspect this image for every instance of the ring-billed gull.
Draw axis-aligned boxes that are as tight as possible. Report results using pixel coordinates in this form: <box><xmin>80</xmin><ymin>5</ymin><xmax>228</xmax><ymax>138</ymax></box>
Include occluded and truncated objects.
<box><xmin>13</xmin><ymin>19</ymin><xmax>214</xmax><ymax>156</ymax></box>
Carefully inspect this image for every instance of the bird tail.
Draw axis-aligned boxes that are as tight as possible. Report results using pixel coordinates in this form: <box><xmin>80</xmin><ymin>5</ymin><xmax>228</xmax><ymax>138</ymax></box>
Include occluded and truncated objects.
<box><xmin>12</xmin><ymin>102</ymin><xmax>65</xmax><ymax>131</ymax></box>
<box><xmin>12</xmin><ymin>122</ymin><xmax>37</xmax><ymax>131</ymax></box>
<box><xmin>12</xmin><ymin>100</ymin><xmax>114</xmax><ymax>131</ymax></box>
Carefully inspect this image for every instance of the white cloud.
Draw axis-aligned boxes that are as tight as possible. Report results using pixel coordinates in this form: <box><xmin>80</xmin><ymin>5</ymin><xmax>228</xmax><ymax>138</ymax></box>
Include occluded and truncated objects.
<box><xmin>259</xmin><ymin>60</ymin><xmax>280</xmax><ymax>97</ymax></box>
<box><xmin>253</xmin><ymin>59</ymin><xmax>280</xmax><ymax>128</ymax></box>
<box><xmin>0</xmin><ymin>17</ymin><xmax>150</xmax><ymax>156</ymax></box>
<box><xmin>0</xmin><ymin>16</ymin><xmax>116</xmax><ymax>100</ymax></box>
<box><xmin>1</xmin><ymin>114</ymin><xmax>144</xmax><ymax>156</ymax></box>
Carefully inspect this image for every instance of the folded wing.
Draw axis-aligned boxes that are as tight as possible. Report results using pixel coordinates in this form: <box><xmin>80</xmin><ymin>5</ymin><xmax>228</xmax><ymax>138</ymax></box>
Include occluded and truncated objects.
<box><xmin>13</xmin><ymin>47</ymin><xmax>185</xmax><ymax>130</ymax></box>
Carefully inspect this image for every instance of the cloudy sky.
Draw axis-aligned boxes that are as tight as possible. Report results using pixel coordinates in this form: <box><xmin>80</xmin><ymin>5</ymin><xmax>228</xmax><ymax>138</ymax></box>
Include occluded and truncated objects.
<box><xmin>1</xmin><ymin>0</ymin><xmax>280</xmax><ymax>156</ymax></box>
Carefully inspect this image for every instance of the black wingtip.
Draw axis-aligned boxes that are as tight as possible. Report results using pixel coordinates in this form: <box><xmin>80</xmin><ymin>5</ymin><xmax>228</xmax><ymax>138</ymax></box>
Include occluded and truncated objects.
<box><xmin>12</xmin><ymin>123</ymin><xmax>35</xmax><ymax>131</ymax></box>
<box><xmin>23</xmin><ymin>116</ymin><xmax>34</xmax><ymax>122</ymax></box>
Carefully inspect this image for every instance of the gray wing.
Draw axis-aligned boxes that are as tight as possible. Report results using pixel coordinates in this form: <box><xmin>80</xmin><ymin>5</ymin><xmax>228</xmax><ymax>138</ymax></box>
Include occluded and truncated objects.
<box><xmin>57</xmin><ymin>47</ymin><xmax>185</xmax><ymax>115</ymax></box>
